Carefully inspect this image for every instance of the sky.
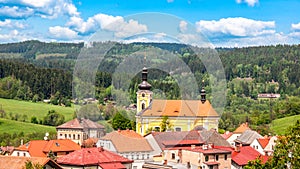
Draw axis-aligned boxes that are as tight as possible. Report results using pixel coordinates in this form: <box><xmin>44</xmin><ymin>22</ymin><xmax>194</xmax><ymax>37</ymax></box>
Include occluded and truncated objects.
<box><xmin>0</xmin><ymin>0</ymin><xmax>300</xmax><ymax>47</ymax></box>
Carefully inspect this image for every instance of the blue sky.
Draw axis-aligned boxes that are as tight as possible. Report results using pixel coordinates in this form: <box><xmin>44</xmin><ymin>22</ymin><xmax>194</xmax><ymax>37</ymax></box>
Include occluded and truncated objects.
<box><xmin>0</xmin><ymin>0</ymin><xmax>300</xmax><ymax>47</ymax></box>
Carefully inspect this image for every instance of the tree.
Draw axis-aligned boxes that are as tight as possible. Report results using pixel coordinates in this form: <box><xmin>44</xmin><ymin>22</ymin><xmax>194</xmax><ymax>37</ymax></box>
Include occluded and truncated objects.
<box><xmin>23</xmin><ymin>160</ymin><xmax>43</xmax><ymax>169</ymax></box>
<box><xmin>30</xmin><ymin>116</ymin><xmax>38</xmax><ymax>124</ymax></box>
<box><xmin>160</xmin><ymin>116</ymin><xmax>173</xmax><ymax>132</ymax></box>
<box><xmin>245</xmin><ymin>120</ymin><xmax>300</xmax><ymax>168</ymax></box>
<box><xmin>43</xmin><ymin>110</ymin><xmax>65</xmax><ymax>126</ymax></box>
<box><xmin>111</xmin><ymin>111</ymin><xmax>134</xmax><ymax>130</ymax></box>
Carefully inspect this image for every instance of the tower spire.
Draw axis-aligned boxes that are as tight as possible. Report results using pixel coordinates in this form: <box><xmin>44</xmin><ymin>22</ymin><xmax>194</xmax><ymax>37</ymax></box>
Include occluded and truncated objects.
<box><xmin>201</xmin><ymin>80</ymin><xmax>206</xmax><ymax>104</ymax></box>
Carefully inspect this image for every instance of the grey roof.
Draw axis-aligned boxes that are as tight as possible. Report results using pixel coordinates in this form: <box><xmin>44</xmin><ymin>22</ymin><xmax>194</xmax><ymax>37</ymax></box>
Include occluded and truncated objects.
<box><xmin>199</xmin><ymin>130</ymin><xmax>232</xmax><ymax>147</ymax></box>
<box><xmin>235</xmin><ymin>130</ymin><xmax>263</xmax><ymax>145</ymax></box>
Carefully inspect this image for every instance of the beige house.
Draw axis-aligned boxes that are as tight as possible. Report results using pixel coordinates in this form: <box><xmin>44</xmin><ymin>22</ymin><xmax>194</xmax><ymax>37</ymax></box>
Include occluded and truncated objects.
<box><xmin>56</xmin><ymin>118</ymin><xmax>105</xmax><ymax>145</ymax></box>
<box><xmin>97</xmin><ymin>130</ymin><xmax>153</xmax><ymax>169</ymax></box>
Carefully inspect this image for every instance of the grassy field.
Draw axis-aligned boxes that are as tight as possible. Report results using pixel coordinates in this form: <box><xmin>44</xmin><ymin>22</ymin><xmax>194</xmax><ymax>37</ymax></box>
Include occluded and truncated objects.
<box><xmin>270</xmin><ymin>114</ymin><xmax>300</xmax><ymax>135</ymax></box>
<box><xmin>0</xmin><ymin>118</ymin><xmax>56</xmax><ymax>134</ymax></box>
<box><xmin>0</xmin><ymin>98</ymin><xmax>78</xmax><ymax>122</ymax></box>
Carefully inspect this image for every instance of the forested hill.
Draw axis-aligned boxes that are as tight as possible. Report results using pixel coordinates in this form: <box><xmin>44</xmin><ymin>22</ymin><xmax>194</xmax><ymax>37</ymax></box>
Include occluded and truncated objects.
<box><xmin>1</xmin><ymin>40</ymin><xmax>300</xmax><ymax>133</ymax></box>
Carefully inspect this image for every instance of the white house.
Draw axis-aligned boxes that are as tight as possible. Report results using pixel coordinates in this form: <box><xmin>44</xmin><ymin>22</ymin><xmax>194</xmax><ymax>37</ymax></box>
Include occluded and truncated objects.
<box><xmin>250</xmin><ymin>136</ymin><xmax>277</xmax><ymax>156</ymax></box>
<box><xmin>97</xmin><ymin>130</ymin><xmax>153</xmax><ymax>169</ymax></box>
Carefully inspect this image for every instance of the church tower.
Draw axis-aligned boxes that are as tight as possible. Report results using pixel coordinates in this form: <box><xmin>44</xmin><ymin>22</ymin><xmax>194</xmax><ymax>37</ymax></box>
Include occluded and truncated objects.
<box><xmin>136</xmin><ymin>67</ymin><xmax>152</xmax><ymax>114</ymax></box>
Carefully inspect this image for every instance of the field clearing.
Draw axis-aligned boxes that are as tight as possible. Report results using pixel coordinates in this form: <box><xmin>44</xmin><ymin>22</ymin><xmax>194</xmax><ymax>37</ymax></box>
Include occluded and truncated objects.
<box><xmin>0</xmin><ymin>98</ymin><xmax>78</xmax><ymax>122</ymax></box>
<box><xmin>270</xmin><ymin>114</ymin><xmax>300</xmax><ymax>135</ymax></box>
<box><xmin>0</xmin><ymin>118</ymin><xmax>56</xmax><ymax>134</ymax></box>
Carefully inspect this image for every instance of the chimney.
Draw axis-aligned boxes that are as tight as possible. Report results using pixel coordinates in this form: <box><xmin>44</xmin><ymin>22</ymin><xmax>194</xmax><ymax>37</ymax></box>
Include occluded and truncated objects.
<box><xmin>235</xmin><ymin>144</ymin><xmax>241</xmax><ymax>152</ymax></box>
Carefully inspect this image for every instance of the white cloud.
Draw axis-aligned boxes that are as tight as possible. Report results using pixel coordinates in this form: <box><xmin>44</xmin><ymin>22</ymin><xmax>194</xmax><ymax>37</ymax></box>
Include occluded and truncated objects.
<box><xmin>0</xmin><ymin>29</ymin><xmax>32</xmax><ymax>42</ymax></box>
<box><xmin>179</xmin><ymin>20</ymin><xmax>187</xmax><ymax>33</ymax></box>
<box><xmin>67</xmin><ymin>13</ymin><xmax>147</xmax><ymax>38</ymax></box>
<box><xmin>291</xmin><ymin>23</ymin><xmax>300</xmax><ymax>31</ymax></box>
<box><xmin>0</xmin><ymin>0</ymin><xmax>79</xmax><ymax>19</ymax></box>
<box><xmin>48</xmin><ymin>26</ymin><xmax>78</xmax><ymax>39</ymax></box>
<box><xmin>0</xmin><ymin>6</ymin><xmax>34</xmax><ymax>18</ymax></box>
<box><xmin>236</xmin><ymin>0</ymin><xmax>259</xmax><ymax>7</ymax></box>
<box><xmin>196</xmin><ymin>17</ymin><xmax>275</xmax><ymax>37</ymax></box>
<box><xmin>0</xmin><ymin>19</ymin><xmax>26</xmax><ymax>29</ymax></box>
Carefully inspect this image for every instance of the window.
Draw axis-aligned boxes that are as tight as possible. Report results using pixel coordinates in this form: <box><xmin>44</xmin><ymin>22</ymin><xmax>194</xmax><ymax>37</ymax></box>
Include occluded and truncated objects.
<box><xmin>215</xmin><ymin>155</ymin><xmax>219</xmax><ymax>161</ymax></box>
<box><xmin>78</xmin><ymin>134</ymin><xmax>80</xmax><ymax>140</ymax></box>
<box><xmin>17</xmin><ymin>152</ymin><xmax>20</xmax><ymax>156</ymax></box>
<box><xmin>172</xmin><ymin>153</ymin><xmax>176</xmax><ymax>159</ymax></box>
<box><xmin>69</xmin><ymin>134</ymin><xmax>71</xmax><ymax>138</ymax></box>
<box><xmin>131</xmin><ymin>155</ymin><xmax>134</xmax><ymax>159</ymax></box>
<box><xmin>225</xmin><ymin>154</ymin><xmax>228</xmax><ymax>160</ymax></box>
<box><xmin>142</xmin><ymin>103</ymin><xmax>145</xmax><ymax>109</ymax></box>
<box><xmin>142</xmin><ymin>93</ymin><xmax>145</xmax><ymax>97</ymax></box>
<box><xmin>205</xmin><ymin>155</ymin><xmax>209</xmax><ymax>161</ymax></box>
<box><xmin>175</xmin><ymin>127</ymin><xmax>181</xmax><ymax>132</ymax></box>
<box><xmin>142</xmin><ymin>154</ymin><xmax>145</xmax><ymax>160</ymax></box>
<box><xmin>23</xmin><ymin>153</ymin><xmax>26</xmax><ymax>156</ymax></box>
<box><xmin>137</xmin><ymin>154</ymin><xmax>139</xmax><ymax>160</ymax></box>
<box><xmin>209</xmin><ymin>166</ymin><xmax>213</xmax><ymax>169</ymax></box>
<box><xmin>73</xmin><ymin>134</ymin><xmax>75</xmax><ymax>139</ymax></box>
<box><xmin>147</xmin><ymin>154</ymin><xmax>150</xmax><ymax>159</ymax></box>
<box><xmin>65</xmin><ymin>134</ymin><xmax>67</xmax><ymax>138</ymax></box>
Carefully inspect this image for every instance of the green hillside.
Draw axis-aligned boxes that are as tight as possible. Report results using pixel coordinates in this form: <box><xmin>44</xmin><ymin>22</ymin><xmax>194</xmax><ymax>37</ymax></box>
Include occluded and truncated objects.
<box><xmin>270</xmin><ymin>115</ymin><xmax>300</xmax><ymax>135</ymax></box>
<box><xmin>0</xmin><ymin>98</ymin><xmax>77</xmax><ymax>122</ymax></box>
<box><xmin>0</xmin><ymin>118</ymin><xmax>56</xmax><ymax>134</ymax></box>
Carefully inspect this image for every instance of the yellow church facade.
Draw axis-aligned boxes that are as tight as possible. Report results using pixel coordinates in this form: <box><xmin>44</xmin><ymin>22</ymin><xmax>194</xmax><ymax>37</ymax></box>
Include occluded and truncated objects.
<box><xmin>135</xmin><ymin>67</ymin><xmax>219</xmax><ymax>136</ymax></box>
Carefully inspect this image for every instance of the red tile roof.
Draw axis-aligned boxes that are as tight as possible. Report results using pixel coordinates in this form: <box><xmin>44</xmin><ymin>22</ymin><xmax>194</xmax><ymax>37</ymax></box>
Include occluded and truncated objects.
<box><xmin>14</xmin><ymin>139</ymin><xmax>81</xmax><ymax>157</ymax></box>
<box><xmin>101</xmin><ymin>130</ymin><xmax>153</xmax><ymax>153</ymax></box>
<box><xmin>257</xmin><ymin>138</ymin><xmax>270</xmax><ymax>149</ymax></box>
<box><xmin>231</xmin><ymin>146</ymin><xmax>269</xmax><ymax>166</ymax></box>
<box><xmin>99</xmin><ymin>162</ymin><xmax>126</xmax><ymax>169</ymax></box>
<box><xmin>221</xmin><ymin>131</ymin><xmax>233</xmax><ymax>140</ymax></box>
<box><xmin>0</xmin><ymin>156</ymin><xmax>62</xmax><ymax>169</ymax></box>
<box><xmin>57</xmin><ymin>147</ymin><xmax>133</xmax><ymax>166</ymax></box>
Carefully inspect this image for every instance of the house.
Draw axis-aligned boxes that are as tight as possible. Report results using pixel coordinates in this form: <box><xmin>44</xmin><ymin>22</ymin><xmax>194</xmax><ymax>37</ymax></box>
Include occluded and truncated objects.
<box><xmin>235</xmin><ymin>130</ymin><xmax>263</xmax><ymax>146</ymax></box>
<box><xmin>229</xmin><ymin>146</ymin><xmax>269</xmax><ymax>169</ymax></box>
<box><xmin>223</xmin><ymin>123</ymin><xmax>251</xmax><ymax>147</ymax></box>
<box><xmin>0</xmin><ymin>156</ymin><xmax>62</xmax><ymax>169</ymax></box>
<box><xmin>56</xmin><ymin>118</ymin><xmax>105</xmax><ymax>145</ymax></box>
<box><xmin>11</xmin><ymin>139</ymin><xmax>81</xmax><ymax>158</ymax></box>
<box><xmin>97</xmin><ymin>129</ymin><xmax>153</xmax><ymax>169</ymax></box>
<box><xmin>57</xmin><ymin>147</ymin><xmax>133</xmax><ymax>169</ymax></box>
<box><xmin>250</xmin><ymin>136</ymin><xmax>277</xmax><ymax>156</ymax></box>
<box><xmin>164</xmin><ymin>145</ymin><xmax>232</xmax><ymax>169</ymax></box>
<box><xmin>145</xmin><ymin>130</ymin><xmax>231</xmax><ymax>157</ymax></box>
<box><xmin>135</xmin><ymin>67</ymin><xmax>219</xmax><ymax>136</ymax></box>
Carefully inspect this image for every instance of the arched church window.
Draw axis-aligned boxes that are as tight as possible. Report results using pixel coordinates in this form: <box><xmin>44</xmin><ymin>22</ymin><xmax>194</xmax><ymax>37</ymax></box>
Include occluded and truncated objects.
<box><xmin>142</xmin><ymin>103</ymin><xmax>145</xmax><ymax>109</ymax></box>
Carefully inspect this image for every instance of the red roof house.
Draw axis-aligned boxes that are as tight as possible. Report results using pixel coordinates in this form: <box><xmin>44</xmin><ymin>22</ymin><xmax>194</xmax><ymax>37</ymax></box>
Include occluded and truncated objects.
<box><xmin>57</xmin><ymin>147</ymin><xmax>133</xmax><ymax>169</ymax></box>
<box><xmin>11</xmin><ymin>139</ymin><xmax>81</xmax><ymax>158</ymax></box>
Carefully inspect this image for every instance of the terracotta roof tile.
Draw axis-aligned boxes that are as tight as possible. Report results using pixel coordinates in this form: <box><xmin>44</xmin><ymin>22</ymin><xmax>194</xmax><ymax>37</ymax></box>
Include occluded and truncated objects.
<box><xmin>138</xmin><ymin>99</ymin><xmax>219</xmax><ymax>117</ymax></box>
<box><xmin>101</xmin><ymin>130</ymin><xmax>153</xmax><ymax>153</ymax></box>
<box><xmin>99</xmin><ymin>162</ymin><xmax>126</xmax><ymax>169</ymax></box>
<box><xmin>221</xmin><ymin>131</ymin><xmax>233</xmax><ymax>140</ymax></box>
<box><xmin>234</xmin><ymin>123</ymin><xmax>251</xmax><ymax>133</ymax></box>
<box><xmin>214</xmin><ymin>146</ymin><xmax>269</xmax><ymax>166</ymax></box>
<box><xmin>14</xmin><ymin>139</ymin><xmax>80</xmax><ymax>157</ymax></box>
<box><xmin>257</xmin><ymin>138</ymin><xmax>270</xmax><ymax>149</ymax></box>
<box><xmin>57</xmin><ymin>147</ymin><xmax>133</xmax><ymax>166</ymax></box>
<box><xmin>0</xmin><ymin>156</ymin><xmax>62</xmax><ymax>169</ymax></box>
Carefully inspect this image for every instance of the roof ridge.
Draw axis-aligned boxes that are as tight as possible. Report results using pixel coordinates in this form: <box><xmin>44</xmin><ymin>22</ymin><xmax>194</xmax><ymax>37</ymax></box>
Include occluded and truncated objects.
<box><xmin>182</xmin><ymin>100</ymin><xmax>196</xmax><ymax>116</ymax></box>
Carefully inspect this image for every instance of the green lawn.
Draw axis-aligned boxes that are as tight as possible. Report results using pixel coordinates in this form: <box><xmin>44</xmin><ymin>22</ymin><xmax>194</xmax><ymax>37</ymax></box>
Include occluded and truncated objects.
<box><xmin>0</xmin><ymin>98</ymin><xmax>78</xmax><ymax>122</ymax></box>
<box><xmin>270</xmin><ymin>115</ymin><xmax>300</xmax><ymax>135</ymax></box>
<box><xmin>0</xmin><ymin>118</ymin><xmax>56</xmax><ymax>134</ymax></box>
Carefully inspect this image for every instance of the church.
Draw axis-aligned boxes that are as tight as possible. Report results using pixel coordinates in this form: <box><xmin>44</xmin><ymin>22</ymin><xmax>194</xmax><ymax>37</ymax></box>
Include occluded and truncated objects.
<box><xmin>135</xmin><ymin>67</ymin><xmax>220</xmax><ymax>136</ymax></box>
